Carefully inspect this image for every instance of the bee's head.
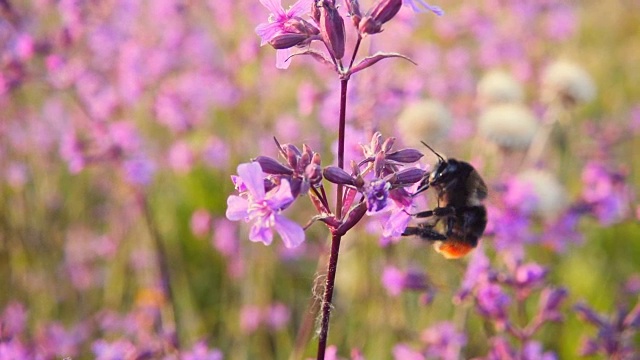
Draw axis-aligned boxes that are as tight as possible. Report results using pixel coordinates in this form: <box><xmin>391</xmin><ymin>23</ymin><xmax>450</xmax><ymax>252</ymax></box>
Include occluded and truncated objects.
<box><xmin>429</xmin><ymin>158</ymin><xmax>459</xmax><ymax>186</ymax></box>
<box><xmin>421</xmin><ymin>141</ymin><xmax>455</xmax><ymax>186</ymax></box>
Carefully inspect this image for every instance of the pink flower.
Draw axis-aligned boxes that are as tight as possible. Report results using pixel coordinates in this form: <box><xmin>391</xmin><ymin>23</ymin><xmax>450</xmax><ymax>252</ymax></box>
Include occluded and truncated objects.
<box><xmin>190</xmin><ymin>209</ymin><xmax>212</xmax><ymax>237</ymax></box>
<box><xmin>226</xmin><ymin>162</ymin><xmax>304</xmax><ymax>248</ymax></box>
<box><xmin>255</xmin><ymin>0</ymin><xmax>314</xmax><ymax>69</ymax></box>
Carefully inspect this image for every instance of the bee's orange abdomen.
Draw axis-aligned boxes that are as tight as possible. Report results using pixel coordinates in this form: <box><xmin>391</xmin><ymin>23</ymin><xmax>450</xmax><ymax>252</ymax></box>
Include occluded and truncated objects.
<box><xmin>433</xmin><ymin>240</ymin><xmax>474</xmax><ymax>259</ymax></box>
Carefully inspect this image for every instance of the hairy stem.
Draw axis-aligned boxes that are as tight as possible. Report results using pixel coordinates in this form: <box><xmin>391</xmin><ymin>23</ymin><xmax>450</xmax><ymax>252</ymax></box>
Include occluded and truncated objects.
<box><xmin>316</xmin><ymin>78</ymin><xmax>349</xmax><ymax>360</ymax></box>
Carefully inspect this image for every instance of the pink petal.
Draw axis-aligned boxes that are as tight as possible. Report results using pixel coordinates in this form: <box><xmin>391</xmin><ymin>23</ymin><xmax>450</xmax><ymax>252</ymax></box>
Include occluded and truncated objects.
<box><xmin>237</xmin><ymin>162</ymin><xmax>265</xmax><ymax>200</ymax></box>
<box><xmin>226</xmin><ymin>195</ymin><xmax>249</xmax><ymax>221</ymax></box>
<box><xmin>287</xmin><ymin>0</ymin><xmax>313</xmax><ymax>17</ymax></box>
<box><xmin>274</xmin><ymin>214</ymin><xmax>305</xmax><ymax>248</ymax></box>
<box><xmin>383</xmin><ymin>210</ymin><xmax>412</xmax><ymax>238</ymax></box>
<box><xmin>250</xmin><ymin>223</ymin><xmax>274</xmax><ymax>245</ymax></box>
<box><xmin>255</xmin><ymin>22</ymin><xmax>282</xmax><ymax>46</ymax></box>
<box><xmin>259</xmin><ymin>0</ymin><xmax>284</xmax><ymax>16</ymax></box>
<box><xmin>265</xmin><ymin>179</ymin><xmax>294</xmax><ymax>209</ymax></box>
<box><xmin>276</xmin><ymin>49</ymin><xmax>292</xmax><ymax>69</ymax></box>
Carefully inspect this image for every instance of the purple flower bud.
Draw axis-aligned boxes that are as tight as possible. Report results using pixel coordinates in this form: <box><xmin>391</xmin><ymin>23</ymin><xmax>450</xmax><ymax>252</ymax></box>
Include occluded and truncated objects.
<box><xmin>359</xmin><ymin>0</ymin><xmax>402</xmax><ymax>35</ymax></box>
<box><xmin>403</xmin><ymin>269</ymin><xmax>430</xmax><ymax>292</ymax></box>
<box><xmin>344</xmin><ymin>0</ymin><xmax>362</xmax><ymax>27</ymax></box>
<box><xmin>298</xmin><ymin>150</ymin><xmax>311</xmax><ymax>172</ymax></box>
<box><xmin>476</xmin><ymin>284</ymin><xmax>511</xmax><ymax>321</ymax></box>
<box><xmin>302</xmin><ymin>143</ymin><xmax>314</xmax><ymax>158</ymax></box>
<box><xmin>369</xmin><ymin>132</ymin><xmax>383</xmax><ymax>154</ymax></box>
<box><xmin>317</xmin><ymin>0</ymin><xmax>346</xmax><ymax>60</ymax></box>
<box><xmin>341</xmin><ymin>187</ymin><xmax>358</xmax><ymax>216</ymax></box>
<box><xmin>488</xmin><ymin>336</ymin><xmax>516</xmax><ymax>360</ymax></box>
<box><xmin>539</xmin><ymin>287</ymin><xmax>568</xmax><ymax>314</ymax></box>
<box><xmin>386</xmin><ymin>148</ymin><xmax>424</xmax><ymax>163</ymax></box>
<box><xmin>254</xmin><ymin>156</ymin><xmax>294</xmax><ymax>175</ymax></box>
<box><xmin>382</xmin><ymin>136</ymin><xmax>396</xmax><ymax>152</ymax></box>
<box><xmin>574</xmin><ymin>303</ymin><xmax>607</xmax><ymax>327</ymax></box>
<box><xmin>374</xmin><ymin>152</ymin><xmax>386</xmax><ymax>177</ymax></box>
<box><xmin>283</xmin><ymin>17</ymin><xmax>320</xmax><ymax>36</ymax></box>
<box><xmin>282</xmin><ymin>143</ymin><xmax>301</xmax><ymax>169</ymax></box>
<box><xmin>391</xmin><ymin>168</ymin><xmax>427</xmax><ymax>187</ymax></box>
<box><xmin>305</xmin><ymin>163</ymin><xmax>323</xmax><ymax>186</ymax></box>
<box><xmin>323</xmin><ymin>166</ymin><xmax>356</xmax><ymax>186</ymax></box>
<box><xmin>578</xmin><ymin>338</ymin><xmax>599</xmax><ymax>356</ymax></box>
<box><xmin>382</xmin><ymin>266</ymin><xmax>405</xmax><ymax>296</ymax></box>
<box><xmin>514</xmin><ymin>263</ymin><xmax>547</xmax><ymax>287</ymax></box>
<box><xmin>623</xmin><ymin>302</ymin><xmax>640</xmax><ymax>329</ymax></box>
<box><xmin>336</xmin><ymin>201</ymin><xmax>367</xmax><ymax>235</ymax></box>
<box><xmin>268</xmin><ymin>32</ymin><xmax>311</xmax><ymax>49</ymax></box>
<box><xmin>311</xmin><ymin>0</ymin><xmax>321</xmax><ymax>24</ymax></box>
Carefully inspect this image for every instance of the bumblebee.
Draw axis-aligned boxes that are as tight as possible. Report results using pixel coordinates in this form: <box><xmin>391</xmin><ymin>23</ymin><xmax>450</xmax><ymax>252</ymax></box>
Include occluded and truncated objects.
<box><xmin>402</xmin><ymin>142</ymin><xmax>488</xmax><ymax>259</ymax></box>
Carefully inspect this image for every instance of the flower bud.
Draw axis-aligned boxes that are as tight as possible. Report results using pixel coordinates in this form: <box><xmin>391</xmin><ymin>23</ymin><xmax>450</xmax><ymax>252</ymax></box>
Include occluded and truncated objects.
<box><xmin>317</xmin><ymin>0</ymin><xmax>345</xmax><ymax>60</ymax></box>
<box><xmin>305</xmin><ymin>163</ymin><xmax>323</xmax><ymax>186</ymax></box>
<box><xmin>369</xmin><ymin>132</ymin><xmax>383</xmax><ymax>153</ymax></box>
<box><xmin>391</xmin><ymin>168</ymin><xmax>426</xmax><ymax>186</ymax></box>
<box><xmin>336</xmin><ymin>201</ymin><xmax>367</xmax><ymax>235</ymax></box>
<box><xmin>578</xmin><ymin>338</ymin><xmax>599</xmax><ymax>357</ymax></box>
<box><xmin>574</xmin><ymin>303</ymin><xmax>607</xmax><ymax>327</ymax></box>
<box><xmin>382</xmin><ymin>136</ymin><xmax>395</xmax><ymax>153</ymax></box>
<box><xmin>369</xmin><ymin>0</ymin><xmax>402</xmax><ymax>25</ymax></box>
<box><xmin>514</xmin><ymin>263</ymin><xmax>547</xmax><ymax>287</ymax></box>
<box><xmin>298</xmin><ymin>151</ymin><xmax>311</xmax><ymax>172</ymax></box>
<box><xmin>359</xmin><ymin>0</ymin><xmax>402</xmax><ymax>35</ymax></box>
<box><xmin>624</xmin><ymin>302</ymin><xmax>640</xmax><ymax>329</ymax></box>
<box><xmin>283</xmin><ymin>17</ymin><xmax>320</xmax><ymax>36</ymax></box>
<box><xmin>323</xmin><ymin>166</ymin><xmax>356</xmax><ymax>186</ymax></box>
<box><xmin>268</xmin><ymin>32</ymin><xmax>310</xmax><ymax>50</ymax></box>
<box><xmin>539</xmin><ymin>287</ymin><xmax>567</xmax><ymax>313</ymax></box>
<box><xmin>373</xmin><ymin>151</ymin><xmax>386</xmax><ymax>177</ymax></box>
<box><xmin>344</xmin><ymin>0</ymin><xmax>362</xmax><ymax>28</ymax></box>
<box><xmin>253</xmin><ymin>156</ymin><xmax>294</xmax><ymax>175</ymax></box>
<box><xmin>386</xmin><ymin>149</ymin><xmax>424</xmax><ymax>163</ymax></box>
<box><xmin>282</xmin><ymin>144</ymin><xmax>301</xmax><ymax>169</ymax></box>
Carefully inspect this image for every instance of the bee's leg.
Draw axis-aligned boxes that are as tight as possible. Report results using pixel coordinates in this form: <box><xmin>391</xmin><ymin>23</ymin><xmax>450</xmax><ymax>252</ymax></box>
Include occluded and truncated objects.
<box><xmin>445</xmin><ymin>215</ymin><xmax>456</xmax><ymax>237</ymax></box>
<box><xmin>413</xmin><ymin>210</ymin><xmax>434</xmax><ymax>218</ymax></box>
<box><xmin>413</xmin><ymin>206</ymin><xmax>454</xmax><ymax>218</ymax></box>
<box><xmin>402</xmin><ymin>226</ymin><xmax>447</xmax><ymax>241</ymax></box>
<box><xmin>412</xmin><ymin>175</ymin><xmax>431</xmax><ymax>197</ymax></box>
<box><xmin>432</xmin><ymin>206</ymin><xmax>455</xmax><ymax>217</ymax></box>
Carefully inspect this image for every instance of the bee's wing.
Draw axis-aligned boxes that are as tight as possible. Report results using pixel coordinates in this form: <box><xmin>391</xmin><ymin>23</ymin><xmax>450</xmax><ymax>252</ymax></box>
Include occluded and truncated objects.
<box><xmin>467</xmin><ymin>170</ymin><xmax>488</xmax><ymax>202</ymax></box>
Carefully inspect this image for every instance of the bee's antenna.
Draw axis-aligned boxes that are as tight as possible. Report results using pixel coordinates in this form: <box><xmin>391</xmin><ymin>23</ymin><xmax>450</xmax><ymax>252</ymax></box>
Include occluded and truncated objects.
<box><xmin>420</xmin><ymin>141</ymin><xmax>445</xmax><ymax>162</ymax></box>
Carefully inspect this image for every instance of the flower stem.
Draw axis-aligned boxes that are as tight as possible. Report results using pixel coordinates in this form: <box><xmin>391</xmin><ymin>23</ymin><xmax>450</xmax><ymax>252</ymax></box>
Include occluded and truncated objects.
<box><xmin>138</xmin><ymin>192</ymin><xmax>181</xmax><ymax>350</ymax></box>
<box><xmin>316</xmin><ymin>78</ymin><xmax>349</xmax><ymax>360</ymax></box>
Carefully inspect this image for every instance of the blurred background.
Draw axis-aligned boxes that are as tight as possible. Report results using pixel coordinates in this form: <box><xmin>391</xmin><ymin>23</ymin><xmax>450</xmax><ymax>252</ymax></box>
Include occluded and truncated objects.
<box><xmin>1</xmin><ymin>0</ymin><xmax>639</xmax><ymax>359</ymax></box>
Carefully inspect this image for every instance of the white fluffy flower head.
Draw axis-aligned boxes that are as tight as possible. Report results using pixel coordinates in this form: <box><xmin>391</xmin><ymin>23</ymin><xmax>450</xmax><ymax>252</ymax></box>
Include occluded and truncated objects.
<box><xmin>397</xmin><ymin>99</ymin><xmax>452</xmax><ymax>145</ymax></box>
<box><xmin>541</xmin><ymin>60</ymin><xmax>596</xmax><ymax>106</ymax></box>
<box><xmin>477</xmin><ymin>70</ymin><xmax>524</xmax><ymax>106</ymax></box>
<box><xmin>478</xmin><ymin>103</ymin><xmax>538</xmax><ymax>150</ymax></box>
<box><xmin>517</xmin><ymin>169</ymin><xmax>567</xmax><ymax>219</ymax></box>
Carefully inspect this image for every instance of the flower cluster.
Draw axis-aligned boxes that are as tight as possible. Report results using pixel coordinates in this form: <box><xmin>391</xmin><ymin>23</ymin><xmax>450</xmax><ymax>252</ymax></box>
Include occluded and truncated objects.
<box><xmin>574</xmin><ymin>278</ymin><xmax>640</xmax><ymax>358</ymax></box>
<box><xmin>449</xmin><ymin>249</ymin><xmax>568</xmax><ymax>358</ymax></box>
<box><xmin>226</xmin><ymin>132</ymin><xmax>427</xmax><ymax>247</ymax></box>
<box><xmin>255</xmin><ymin>0</ymin><xmax>441</xmax><ymax>71</ymax></box>
<box><xmin>0</xmin><ymin>299</ymin><xmax>223</xmax><ymax>359</ymax></box>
